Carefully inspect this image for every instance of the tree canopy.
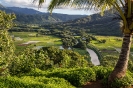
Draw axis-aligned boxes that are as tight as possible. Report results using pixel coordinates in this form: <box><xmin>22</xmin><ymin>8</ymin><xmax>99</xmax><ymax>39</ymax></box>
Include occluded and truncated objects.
<box><xmin>0</xmin><ymin>11</ymin><xmax>16</xmax><ymax>75</ymax></box>
<box><xmin>0</xmin><ymin>11</ymin><xmax>16</xmax><ymax>30</ymax></box>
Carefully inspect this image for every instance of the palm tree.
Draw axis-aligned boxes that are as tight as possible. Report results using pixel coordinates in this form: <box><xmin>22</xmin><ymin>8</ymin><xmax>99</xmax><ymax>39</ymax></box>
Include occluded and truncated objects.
<box><xmin>33</xmin><ymin>0</ymin><xmax>133</xmax><ymax>85</ymax></box>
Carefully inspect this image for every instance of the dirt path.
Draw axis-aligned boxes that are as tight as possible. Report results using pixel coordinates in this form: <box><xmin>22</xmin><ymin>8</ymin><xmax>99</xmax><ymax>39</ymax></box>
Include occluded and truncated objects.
<box><xmin>82</xmin><ymin>80</ymin><xmax>103</xmax><ymax>88</ymax></box>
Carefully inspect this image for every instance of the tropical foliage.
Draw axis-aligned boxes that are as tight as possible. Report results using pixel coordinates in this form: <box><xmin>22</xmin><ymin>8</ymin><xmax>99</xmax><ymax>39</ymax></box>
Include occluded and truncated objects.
<box><xmin>0</xmin><ymin>11</ymin><xmax>16</xmax><ymax>75</ymax></box>
<box><xmin>33</xmin><ymin>0</ymin><xmax>133</xmax><ymax>87</ymax></box>
<box><xmin>1</xmin><ymin>0</ymin><xmax>133</xmax><ymax>87</ymax></box>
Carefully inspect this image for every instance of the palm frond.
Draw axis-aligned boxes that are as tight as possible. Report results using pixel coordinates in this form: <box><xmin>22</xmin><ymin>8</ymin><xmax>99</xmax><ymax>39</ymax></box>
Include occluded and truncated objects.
<box><xmin>33</xmin><ymin>0</ymin><xmax>127</xmax><ymax>16</ymax></box>
<box><xmin>33</xmin><ymin>0</ymin><xmax>46</xmax><ymax>8</ymax></box>
<box><xmin>48</xmin><ymin>0</ymin><xmax>122</xmax><ymax>14</ymax></box>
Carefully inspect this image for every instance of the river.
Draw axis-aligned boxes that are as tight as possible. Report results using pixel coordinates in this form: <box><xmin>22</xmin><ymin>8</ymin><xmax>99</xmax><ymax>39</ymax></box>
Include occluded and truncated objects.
<box><xmin>59</xmin><ymin>46</ymin><xmax>100</xmax><ymax>65</ymax></box>
<box><xmin>86</xmin><ymin>48</ymin><xmax>100</xmax><ymax>66</ymax></box>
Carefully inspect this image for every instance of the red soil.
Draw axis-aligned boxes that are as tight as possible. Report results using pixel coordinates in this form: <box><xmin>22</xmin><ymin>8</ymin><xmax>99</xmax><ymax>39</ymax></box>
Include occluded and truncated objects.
<box><xmin>82</xmin><ymin>80</ymin><xmax>103</xmax><ymax>88</ymax></box>
<box><xmin>82</xmin><ymin>81</ymin><xmax>133</xmax><ymax>88</ymax></box>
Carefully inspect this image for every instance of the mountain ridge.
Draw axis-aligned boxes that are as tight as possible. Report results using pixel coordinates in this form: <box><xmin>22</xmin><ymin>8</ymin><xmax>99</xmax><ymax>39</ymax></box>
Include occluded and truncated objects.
<box><xmin>41</xmin><ymin>11</ymin><xmax>122</xmax><ymax>36</ymax></box>
<box><xmin>0</xmin><ymin>4</ymin><xmax>122</xmax><ymax>36</ymax></box>
<box><xmin>8</xmin><ymin>7</ymin><xmax>43</xmax><ymax>15</ymax></box>
<box><xmin>0</xmin><ymin>5</ymin><xmax>87</xmax><ymax>24</ymax></box>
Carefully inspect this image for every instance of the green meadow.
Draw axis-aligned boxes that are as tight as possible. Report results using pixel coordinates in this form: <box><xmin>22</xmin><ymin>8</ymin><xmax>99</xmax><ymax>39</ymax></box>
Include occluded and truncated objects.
<box><xmin>91</xmin><ymin>36</ymin><xmax>133</xmax><ymax>58</ymax></box>
<box><xmin>10</xmin><ymin>32</ymin><xmax>62</xmax><ymax>53</ymax></box>
<box><xmin>9</xmin><ymin>32</ymin><xmax>133</xmax><ymax>59</ymax></box>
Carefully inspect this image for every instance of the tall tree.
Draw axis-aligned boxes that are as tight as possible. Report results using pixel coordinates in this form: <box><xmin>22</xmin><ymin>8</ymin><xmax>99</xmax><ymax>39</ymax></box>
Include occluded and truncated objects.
<box><xmin>33</xmin><ymin>0</ymin><xmax>133</xmax><ymax>85</ymax></box>
<box><xmin>0</xmin><ymin>11</ymin><xmax>15</xmax><ymax>30</ymax></box>
<box><xmin>0</xmin><ymin>11</ymin><xmax>16</xmax><ymax>75</ymax></box>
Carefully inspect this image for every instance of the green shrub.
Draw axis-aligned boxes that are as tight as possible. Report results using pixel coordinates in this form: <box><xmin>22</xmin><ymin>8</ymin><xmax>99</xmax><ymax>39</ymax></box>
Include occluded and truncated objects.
<box><xmin>62</xmin><ymin>68</ymin><xmax>96</xmax><ymax>86</ymax></box>
<box><xmin>11</xmin><ymin>66</ymin><xmax>133</xmax><ymax>88</ymax></box>
<box><xmin>111</xmin><ymin>74</ymin><xmax>133</xmax><ymax>88</ymax></box>
<box><xmin>9</xmin><ymin>46</ymin><xmax>89</xmax><ymax>76</ymax></box>
<box><xmin>100</xmin><ymin>55</ymin><xmax>133</xmax><ymax>72</ymax></box>
<box><xmin>0</xmin><ymin>82</ymin><xmax>7</xmax><ymax>88</ymax></box>
<box><xmin>26</xmin><ymin>68</ymin><xmax>47</xmax><ymax>77</ymax></box>
<box><xmin>100</xmin><ymin>55</ymin><xmax>118</xmax><ymax>67</ymax></box>
<box><xmin>0</xmin><ymin>11</ymin><xmax>15</xmax><ymax>75</ymax></box>
<box><xmin>92</xmin><ymin>66</ymin><xmax>113</xmax><ymax>80</ymax></box>
<box><xmin>0</xmin><ymin>30</ymin><xmax>15</xmax><ymax>75</ymax></box>
<box><xmin>0</xmin><ymin>76</ymin><xmax>75</xmax><ymax>88</ymax></box>
<box><xmin>101</xmin><ymin>71</ymin><xmax>133</xmax><ymax>88</ymax></box>
<box><xmin>0</xmin><ymin>76</ymin><xmax>45</xmax><ymax>88</ymax></box>
<box><xmin>128</xmin><ymin>60</ymin><xmax>133</xmax><ymax>72</ymax></box>
<box><xmin>37</xmin><ymin>68</ymin><xmax>96</xmax><ymax>87</ymax></box>
<box><xmin>8</xmin><ymin>50</ymin><xmax>36</xmax><ymax>76</ymax></box>
<box><xmin>26</xmin><ymin>76</ymin><xmax>75</xmax><ymax>88</ymax></box>
<box><xmin>26</xmin><ymin>68</ymin><xmax>96</xmax><ymax>87</ymax></box>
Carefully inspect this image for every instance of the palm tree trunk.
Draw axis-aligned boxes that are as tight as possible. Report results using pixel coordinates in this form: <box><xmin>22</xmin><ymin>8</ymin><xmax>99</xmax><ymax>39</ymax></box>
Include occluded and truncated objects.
<box><xmin>108</xmin><ymin>33</ymin><xmax>132</xmax><ymax>86</ymax></box>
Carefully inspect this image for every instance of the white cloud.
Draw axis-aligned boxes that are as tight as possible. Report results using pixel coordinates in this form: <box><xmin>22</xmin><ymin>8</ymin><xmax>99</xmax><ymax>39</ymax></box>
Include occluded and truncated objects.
<box><xmin>0</xmin><ymin>0</ymin><xmax>94</xmax><ymax>15</ymax></box>
<box><xmin>0</xmin><ymin>0</ymin><xmax>50</xmax><ymax>8</ymax></box>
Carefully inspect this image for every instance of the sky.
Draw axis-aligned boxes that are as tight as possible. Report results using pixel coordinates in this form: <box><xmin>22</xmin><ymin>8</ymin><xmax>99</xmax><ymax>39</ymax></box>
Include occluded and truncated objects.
<box><xmin>0</xmin><ymin>0</ymin><xmax>97</xmax><ymax>15</ymax></box>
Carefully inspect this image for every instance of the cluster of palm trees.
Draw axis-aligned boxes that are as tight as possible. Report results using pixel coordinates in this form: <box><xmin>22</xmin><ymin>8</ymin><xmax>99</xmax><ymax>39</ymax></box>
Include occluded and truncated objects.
<box><xmin>33</xmin><ymin>0</ymin><xmax>133</xmax><ymax>86</ymax></box>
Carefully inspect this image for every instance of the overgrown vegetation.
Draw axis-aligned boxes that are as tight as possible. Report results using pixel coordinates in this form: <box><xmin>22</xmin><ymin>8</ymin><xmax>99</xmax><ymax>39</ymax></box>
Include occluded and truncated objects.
<box><xmin>1</xmin><ymin>9</ymin><xmax>133</xmax><ymax>88</ymax></box>
<box><xmin>1</xmin><ymin>67</ymin><xmax>133</xmax><ymax>88</ymax></box>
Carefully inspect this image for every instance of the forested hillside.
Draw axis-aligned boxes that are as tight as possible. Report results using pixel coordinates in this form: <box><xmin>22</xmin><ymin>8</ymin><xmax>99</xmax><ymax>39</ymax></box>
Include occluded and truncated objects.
<box><xmin>0</xmin><ymin>5</ymin><xmax>87</xmax><ymax>24</ymax></box>
<box><xmin>14</xmin><ymin>13</ymin><xmax>87</xmax><ymax>24</ymax></box>
<box><xmin>8</xmin><ymin>7</ymin><xmax>43</xmax><ymax>15</ymax></box>
<box><xmin>0</xmin><ymin>4</ymin><xmax>122</xmax><ymax>36</ymax></box>
<box><xmin>41</xmin><ymin>11</ymin><xmax>122</xmax><ymax>36</ymax></box>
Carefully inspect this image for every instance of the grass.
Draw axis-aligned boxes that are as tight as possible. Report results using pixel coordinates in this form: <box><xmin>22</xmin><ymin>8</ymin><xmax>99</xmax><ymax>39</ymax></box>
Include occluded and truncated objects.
<box><xmin>90</xmin><ymin>36</ymin><xmax>133</xmax><ymax>59</ymax></box>
<box><xmin>74</xmin><ymin>48</ymin><xmax>91</xmax><ymax>62</ymax></box>
<box><xmin>10</xmin><ymin>32</ymin><xmax>62</xmax><ymax>53</ymax></box>
<box><xmin>10</xmin><ymin>32</ymin><xmax>133</xmax><ymax>60</ymax></box>
<box><xmin>91</xmin><ymin>36</ymin><xmax>122</xmax><ymax>49</ymax></box>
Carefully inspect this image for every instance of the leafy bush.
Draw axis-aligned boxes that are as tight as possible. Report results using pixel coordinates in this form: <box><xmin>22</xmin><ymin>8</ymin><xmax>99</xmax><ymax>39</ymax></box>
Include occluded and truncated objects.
<box><xmin>101</xmin><ymin>55</ymin><xmax>133</xmax><ymax>72</ymax></box>
<box><xmin>27</xmin><ymin>76</ymin><xmax>75</xmax><ymax>88</ymax></box>
<box><xmin>92</xmin><ymin>66</ymin><xmax>113</xmax><ymax>80</ymax></box>
<box><xmin>101</xmin><ymin>71</ymin><xmax>133</xmax><ymax>88</ymax></box>
<box><xmin>0</xmin><ymin>11</ymin><xmax>15</xmax><ymax>75</ymax></box>
<box><xmin>9</xmin><ymin>46</ymin><xmax>89</xmax><ymax>76</ymax></box>
<box><xmin>60</xmin><ymin>68</ymin><xmax>96</xmax><ymax>86</ymax></box>
<box><xmin>0</xmin><ymin>76</ymin><xmax>75</xmax><ymax>88</ymax></box>
<box><xmin>9</xmin><ymin>48</ymin><xmax>53</xmax><ymax>75</ymax></box>
<box><xmin>92</xmin><ymin>66</ymin><xmax>133</xmax><ymax>88</ymax></box>
<box><xmin>8</xmin><ymin>48</ymin><xmax>36</xmax><ymax>75</ymax></box>
<box><xmin>110</xmin><ymin>74</ymin><xmax>133</xmax><ymax>88</ymax></box>
<box><xmin>128</xmin><ymin>60</ymin><xmax>133</xmax><ymax>72</ymax></box>
<box><xmin>100</xmin><ymin>55</ymin><xmax>118</xmax><ymax>67</ymax></box>
<box><xmin>0</xmin><ymin>76</ymin><xmax>46</xmax><ymax>88</ymax></box>
<box><xmin>0</xmin><ymin>30</ymin><xmax>15</xmax><ymax>60</ymax></box>
<box><xmin>41</xmin><ymin>47</ymin><xmax>89</xmax><ymax>68</ymax></box>
<box><xmin>0</xmin><ymin>30</ymin><xmax>15</xmax><ymax>75</ymax></box>
<box><xmin>5</xmin><ymin>66</ymin><xmax>133</xmax><ymax>88</ymax></box>
<box><xmin>27</xmin><ymin>68</ymin><xmax>96</xmax><ymax>87</ymax></box>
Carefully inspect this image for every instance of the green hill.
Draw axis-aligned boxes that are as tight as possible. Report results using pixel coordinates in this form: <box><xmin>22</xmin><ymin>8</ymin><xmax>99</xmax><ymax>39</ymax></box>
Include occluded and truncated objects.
<box><xmin>41</xmin><ymin>11</ymin><xmax>122</xmax><ymax>36</ymax></box>
<box><xmin>0</xmin><ymin>5</ymin><xmax>87</xmax><ymax>24</ymax></box>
